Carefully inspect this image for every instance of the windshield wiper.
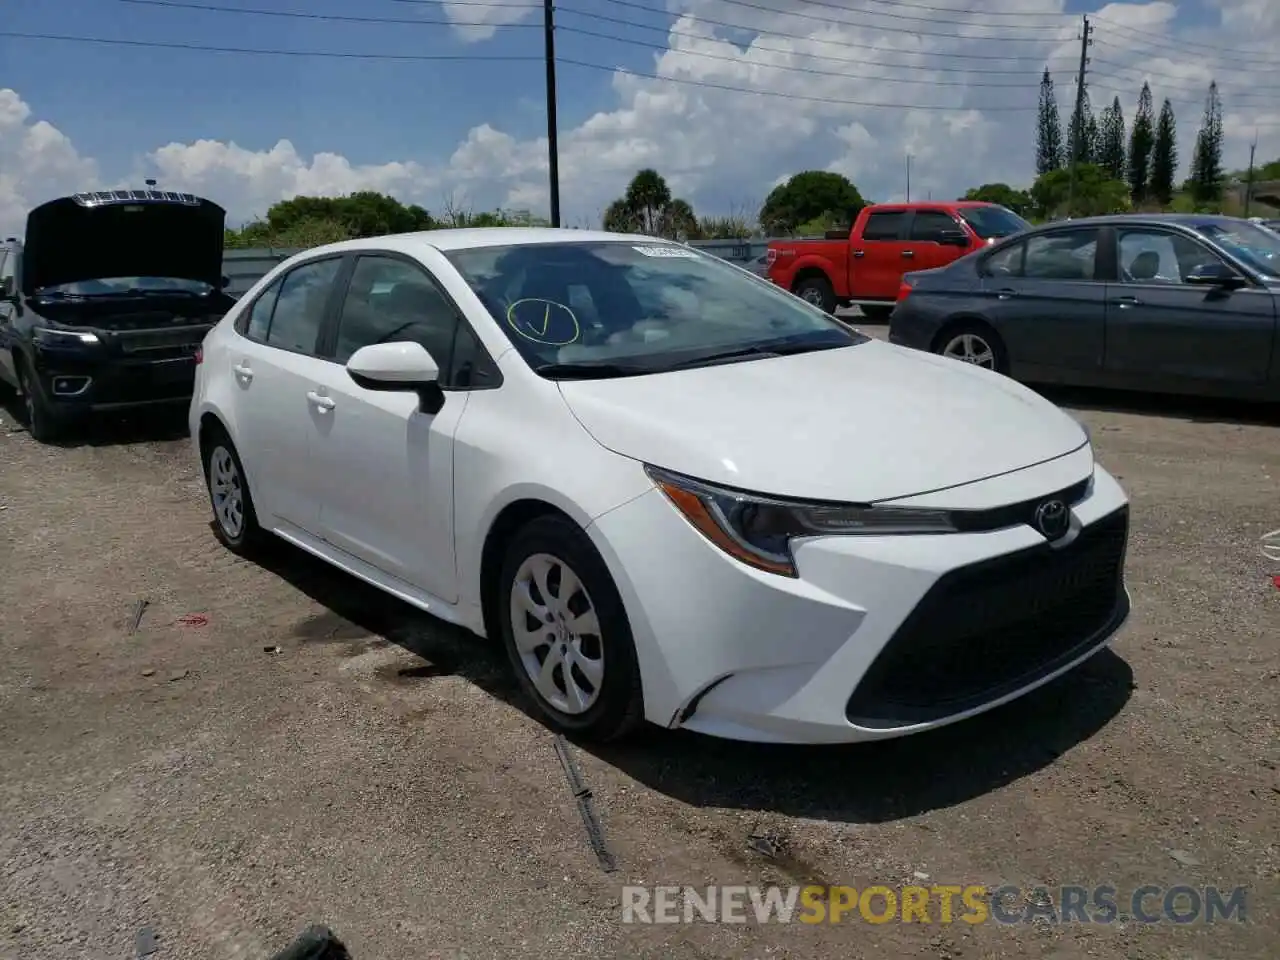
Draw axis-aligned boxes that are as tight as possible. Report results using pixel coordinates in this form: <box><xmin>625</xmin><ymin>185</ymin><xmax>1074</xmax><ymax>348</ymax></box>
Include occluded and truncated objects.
<box><xmin>663</xmin><ymin>337</ymin><xmax>850</xmax><ymax>371</ymax></box>
<box><xmin>533</xmin><ymin>360</ymin><xmax>651</xmax><ymax>380</ymax></box>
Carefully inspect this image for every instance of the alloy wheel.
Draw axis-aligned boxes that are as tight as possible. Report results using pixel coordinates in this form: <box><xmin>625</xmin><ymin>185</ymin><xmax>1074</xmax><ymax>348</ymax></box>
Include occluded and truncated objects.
<box><xmin>208</xmin><ymin>445</ymin><xmax>245</xmax><ymax>539</ymax></box>
<box><xmin>509</xmin><ymin>552</ymin><xmax>604</xmax><ymax>715</ymax></box>
<box><xmin>942</xmin><ymin>333</ymin><xmax>996</xmax><ymax>369</ymax></box>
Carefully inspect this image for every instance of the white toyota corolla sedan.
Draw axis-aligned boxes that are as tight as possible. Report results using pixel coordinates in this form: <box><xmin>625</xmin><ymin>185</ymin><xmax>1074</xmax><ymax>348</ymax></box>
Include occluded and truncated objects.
<box><xmin>190</xmin><ymin>228</ymin><xmax>1131</xmax><ymax>745</ymax></box>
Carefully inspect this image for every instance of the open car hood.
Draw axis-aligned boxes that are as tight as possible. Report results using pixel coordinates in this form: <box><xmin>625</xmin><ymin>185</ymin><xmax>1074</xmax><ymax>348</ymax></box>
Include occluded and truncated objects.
<box><xmin>21</xmin><ymin>190</ymin><xmax>227</xmax><ymax>295</ymax></box>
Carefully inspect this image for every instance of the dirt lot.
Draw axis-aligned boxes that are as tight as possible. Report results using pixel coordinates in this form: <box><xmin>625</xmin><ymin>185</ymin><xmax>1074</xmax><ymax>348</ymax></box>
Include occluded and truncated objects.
<box><xmin>1</xmin><ymin>331</ymin><xmax>1278</xmax><ymax>960</ymax></box>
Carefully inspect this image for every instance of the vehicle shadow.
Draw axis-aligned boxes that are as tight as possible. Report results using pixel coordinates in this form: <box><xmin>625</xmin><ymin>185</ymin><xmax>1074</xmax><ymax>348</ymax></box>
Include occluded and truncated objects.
<box><xmin>0</xmin><ymin>396</ymin><xmax>190</xmax><ymax>447</ymax></box>
<box><xmin>1034</xmin><ymin>384</ymin><xmax>1280</xmax><ymax>427</ymax></box>
<box><xmin>253</xmin><ymin>535</ymin><xmax>1135</xmax><ymax>824</ymax></box>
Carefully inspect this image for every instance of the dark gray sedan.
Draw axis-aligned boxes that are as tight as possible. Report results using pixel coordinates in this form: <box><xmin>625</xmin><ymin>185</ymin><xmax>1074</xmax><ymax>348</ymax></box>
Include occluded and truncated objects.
<box><xmin>887</xmin><ymin>214</ymin><xmax>1280</xmax><ymax>401</ymax></box>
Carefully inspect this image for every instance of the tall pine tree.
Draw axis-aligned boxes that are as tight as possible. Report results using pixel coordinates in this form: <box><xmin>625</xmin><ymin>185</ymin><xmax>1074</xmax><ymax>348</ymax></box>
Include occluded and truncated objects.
<box><xmin>1149</xmin><ymin>99</ymin><xmax>1178</xmax><ymax>207</ymax></box>
<box><xmin>1068</xmin><ymin>88</ymin><xmax>1098</xmax><ymax>166</ymax></box>
<box><xmin>1098</xmin><ymin>96</ymin><xmax>1127</xmax><ymax>182</ymax></box>
<box><xmin>1128</xmin><ymin>82</ymin><xmax>1155</xmax><ymax>204</ymax></box>
<box><xmin>1189</xmin><ymin>80</ymin><xmax>1224</xmax><ymax>206</ymax></box>
<box><xmin>1036</xmin><ymin>68</ymin><xmax>1064</xmax><ymax>176</ymax></box>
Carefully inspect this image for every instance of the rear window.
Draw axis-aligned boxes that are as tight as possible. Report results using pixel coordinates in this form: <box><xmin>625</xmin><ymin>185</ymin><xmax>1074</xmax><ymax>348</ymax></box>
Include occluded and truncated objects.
<box><xmin>958</xmin><ymin>206</ymin><xmax>1031</xmax><ymax>239</ymax></box>
<box><xmin>862</xmin><ymin>212</ymin><xmax>904</xmax><ymax>241</ymax></box>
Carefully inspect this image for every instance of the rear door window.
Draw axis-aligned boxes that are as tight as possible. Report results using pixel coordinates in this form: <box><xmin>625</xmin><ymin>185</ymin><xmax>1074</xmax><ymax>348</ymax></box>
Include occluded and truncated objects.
<box><xmin>264</xmin><ymin>257</ymin><xmax>343</xmax><ymax>355</ymax></box>
<box><xmin>862</xmin><ymin>212</ymin><xmax>904</xmax><ymax>241</ymax></box>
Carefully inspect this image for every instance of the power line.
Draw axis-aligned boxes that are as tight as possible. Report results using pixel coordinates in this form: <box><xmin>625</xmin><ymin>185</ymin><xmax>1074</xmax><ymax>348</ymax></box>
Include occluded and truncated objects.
<box><xmin>596</xmin><ymin>0</ymin><xmax>1068</xmax><ymax>42</ymax></box>
<box><xmin>111</xmin><ymin>0</ymin><xmax>542</xmax><ymax>28</ymax></box>
<box><xmin>702</xmin><ymin>0</ymin><xmax>1073</xmax><ymax>32</ymax></box>
<box><xmin>785</xmin><ymin>0</ymin><xmax>1079</xmax><ymax>19</ymax></box>
<box><xmin>1091</xmin><ymin>35</ymin><xmax>1280</xmax><ymax>72</ymax></box>
<box><xmin>1090</xmin><ymin>64</ymin><xmax>1278</xmax><ymax>100</ymax></box>
<box><xmin>1092</xmin><ymin>14</ymin><xmax>1276</xmax><ymax>60</ymax></box>
<box><xmin>109</xmin><ymin>0</ymin><xmax>1060</xmax><ymax>87</ymax></box>
<box><xmin>557</xmin><ymin>4</ymin><xmax>1065</xmax><ymax>67</ymax></box>
<box><xmin>0</xmin><ymin>30</ymin><xmax>541</xmax><ymax>61</ymax></box>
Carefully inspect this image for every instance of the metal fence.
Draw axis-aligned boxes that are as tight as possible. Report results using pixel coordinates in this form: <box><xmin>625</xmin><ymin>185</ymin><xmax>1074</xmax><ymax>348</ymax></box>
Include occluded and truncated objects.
<box><xmin>222</xmin><ymin>237</ymin><xmax>776</xmax><ymax>298</ymax></box>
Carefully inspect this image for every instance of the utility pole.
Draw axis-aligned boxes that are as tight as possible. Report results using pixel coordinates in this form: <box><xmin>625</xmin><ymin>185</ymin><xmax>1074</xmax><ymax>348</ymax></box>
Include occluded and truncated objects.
<box><xmin>544</xmin><ymin>0</ymin><xmax>561</xmax><ymax>227</ymax></box>
<box><xmin>1243</xmin><ymin>133</ymin><xmax>1257</xmax><ymax>217</ymax></box>
<box><xmin>1066</xmin><ymin>15</ymin><xmax>1092</xmax><ymax>217</ymax></box>
<box><xmin>905</xmin><ymin>153</ymin><xmax>911</xmax><ymax>202</ymax></box>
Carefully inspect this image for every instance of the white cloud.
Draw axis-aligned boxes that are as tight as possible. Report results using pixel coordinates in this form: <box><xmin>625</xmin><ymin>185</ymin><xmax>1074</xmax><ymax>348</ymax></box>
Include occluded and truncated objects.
<box><xmin>441</xmin><ymin>0</ymin><xmax>537</xmax><ymax>43</ymax></box>
<box><xmin>1</xmin><ymin>0</ymin><xmax>1277</xmax><ymax>237</ymax></box>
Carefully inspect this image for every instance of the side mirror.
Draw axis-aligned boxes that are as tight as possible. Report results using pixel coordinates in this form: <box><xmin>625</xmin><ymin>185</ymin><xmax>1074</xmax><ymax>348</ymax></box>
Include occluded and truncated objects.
<box><xmin>1184</xmin><ymin>261</ymin><xmax>1246</xmax><ymax>289</ymax></box>
<box><xmin>346</xmin><ymin>341</ymin><xmax>444</xmax><ymax>414</ymax></box>
<box><xmin>936</xmin><ymin>230</ymin><xmax>970</xmax><ymax>247</ymax></box>
<box><xmin>221</xmin><ymin>275</ymin><xmax>231</xmax><ymax>289</ymax></box>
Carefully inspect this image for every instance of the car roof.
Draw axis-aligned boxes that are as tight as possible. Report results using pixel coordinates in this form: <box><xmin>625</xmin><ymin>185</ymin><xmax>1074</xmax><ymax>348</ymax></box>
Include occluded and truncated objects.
<box><xmin>1040</xmin><ymin>213</ymin><xmax>1249</xmax><ymax>230</ymax></box>
<box><xmin>294</xmin><ymin>227</ymin><xmax>671</xmax><ymax>258</ymax></box>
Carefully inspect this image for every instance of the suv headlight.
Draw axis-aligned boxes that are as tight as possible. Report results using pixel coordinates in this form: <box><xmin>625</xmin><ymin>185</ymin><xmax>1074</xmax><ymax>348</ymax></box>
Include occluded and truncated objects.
<box><xmin>33</xmin><ymin>326</ymin><xmax>99</xmax><ymax>346</ymax></box>
<box><xmin>645</xmin><ymin>465</ymin><xmax>957</xmax><ymax>577</ymax></box>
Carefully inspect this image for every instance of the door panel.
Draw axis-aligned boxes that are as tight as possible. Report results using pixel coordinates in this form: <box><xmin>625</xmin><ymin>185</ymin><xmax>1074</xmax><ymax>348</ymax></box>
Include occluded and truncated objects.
<box><xmin>310</xmin><ymin>253</ymin><xmax>467</xmax><ymax>602</ymax></box>
<box><xmin>907</xmin><ymin>209</ymin><xmax>967</xmax><ymax>273</ymax></box>
<box><xmin>1104</xmin><ymin>228</ymin><xmax>1277</xmax><ymax>385</ymax></box>
<box><xmin>227</xmin><ymin>257</ymin><xmax>343</xmax><ymax>533</ymax></box>
<box><xmin>856</xmin><ymin>210</ymin><xmax>911</xmax><ymax>300</ymax></box>
<box><xmin>980</xmin><ymin>228</ymin><xmax>1107</xmax><ymax>376</ymax></box>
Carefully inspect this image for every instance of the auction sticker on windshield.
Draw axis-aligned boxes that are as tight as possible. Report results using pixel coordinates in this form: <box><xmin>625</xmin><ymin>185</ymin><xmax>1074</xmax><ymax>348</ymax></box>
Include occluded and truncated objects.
<box><xmin>633</xmin><ymin>246</ymin><xmax>700</xmax><ymax>258</ymax></box>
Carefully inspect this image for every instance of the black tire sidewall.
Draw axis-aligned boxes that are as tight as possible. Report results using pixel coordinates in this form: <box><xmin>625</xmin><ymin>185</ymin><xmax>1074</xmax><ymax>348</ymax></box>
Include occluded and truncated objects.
<box><xmin>497</xmin><ymin>515</ymin><xmax>643</xmax><ymax>740</ymax></box>
<box><xmin>204</xmin><ymin>431</ymin><xmax>260</xmax><ymax>552</ymax></box>
<box><xmin>795</xmin><ymin>278</ymin><xmax>836</xmax><ymax>314</ymax></box>
<box><xmin>17</xmin><ymin>359</ymin><xmax>61</xmax><ymax>443</ymax></box>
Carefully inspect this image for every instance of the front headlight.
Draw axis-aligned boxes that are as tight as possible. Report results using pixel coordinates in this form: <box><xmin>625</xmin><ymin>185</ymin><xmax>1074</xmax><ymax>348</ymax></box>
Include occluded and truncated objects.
<box><xmin>33</xmin><ymin>326</ymin><xmax>99</xmax><ymax>346</ymax></box>
<box><xmin>645</xmin><ymin>465</ymin><xmax>957</xmax><ymax>578</ymax></box>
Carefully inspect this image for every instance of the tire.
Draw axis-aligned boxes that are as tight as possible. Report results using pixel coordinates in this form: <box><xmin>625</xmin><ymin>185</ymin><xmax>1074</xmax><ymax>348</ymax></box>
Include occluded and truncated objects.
<box><xmin>934</xmin><ymin>322</ymin><xmax>1009</xmax><ymax>375</ymax></box>
<box><xmin>497</xmin><ymin>515</ymin><xmax>644</xmax><ymax>742</ymax></box>
<box><xmin>793</xmin><ymin>276</ymin><xmax>837</xmax><ymax>314</ymax></box>
<box><xmin>16</xmin><ymin>358</ymin><xmax>66</xmax><ymax>444</ymax></box>
<box><xmin>202</xmin><ymin>426</ymin><xmax>267</xmax><ymax>555</ymax></box>
<box><xmin>859</xmin><ymin>305</ymin><xmax>895</xmax><ymax>323</ymax></box>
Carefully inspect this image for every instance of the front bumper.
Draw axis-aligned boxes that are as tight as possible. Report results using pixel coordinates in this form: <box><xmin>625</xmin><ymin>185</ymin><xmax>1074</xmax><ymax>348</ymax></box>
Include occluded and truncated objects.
<box><xmin>30</xmin><ymin>343</ymin><xmax>200</xmax><ymax>412</ymax></box>
<box><xmin>587</xmin><ymin>452</ymin><xmax>1130</xmax><ymax>744</ymax></box>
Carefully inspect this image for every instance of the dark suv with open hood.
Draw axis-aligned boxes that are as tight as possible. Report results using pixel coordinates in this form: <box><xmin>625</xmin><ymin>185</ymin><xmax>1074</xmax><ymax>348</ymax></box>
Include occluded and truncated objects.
<box><xmin>0</xmin><ymin>190</ymin><xmax>236</xmax><ymax>442</ymax></box>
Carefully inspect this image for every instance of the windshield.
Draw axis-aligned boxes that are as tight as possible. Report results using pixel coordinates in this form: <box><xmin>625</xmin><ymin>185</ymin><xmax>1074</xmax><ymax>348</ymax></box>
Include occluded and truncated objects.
<box><xmin>444</xmin><ymin>241</ymin><xmax>865</xmax><ymax>375</ymax></box>
<box><xmin>958</xmin><ymin>206</ymin><xmax>1031</xmax><ymax>239</ymax></box>
<box><xmin>37</xmin><ymin>276</ymin><xmax>214</xmax><ymax>296</ymax></box>
<box><xmin>1192</xmin><ymin>221</ymin><xmax>1280</xmax><ymax>278</ymax></box>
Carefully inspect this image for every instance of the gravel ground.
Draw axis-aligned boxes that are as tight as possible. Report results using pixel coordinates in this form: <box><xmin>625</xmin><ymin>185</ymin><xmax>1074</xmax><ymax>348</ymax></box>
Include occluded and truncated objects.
<box><xmin>1</xmin><ymin>332</ymin><xmax>1277</xmax><ymax>960</ymax></box>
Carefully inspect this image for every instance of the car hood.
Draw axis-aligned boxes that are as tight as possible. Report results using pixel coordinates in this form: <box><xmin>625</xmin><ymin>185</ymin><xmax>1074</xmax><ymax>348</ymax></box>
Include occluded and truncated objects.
<box><xmin>557</xmin><ymin>340</ymin><xmax>1089</xmax><ymax>503</ymax></box>
<box><xmin>21</xmin><ymin>191</ymin><xmax>227</xmax><ymax>295</ymax></box>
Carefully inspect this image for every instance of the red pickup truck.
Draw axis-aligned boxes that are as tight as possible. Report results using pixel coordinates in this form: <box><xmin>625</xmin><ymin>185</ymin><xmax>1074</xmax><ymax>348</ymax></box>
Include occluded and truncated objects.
<box><xmin>766</xmin><ymin>201</ymin><xmax>1030</xmax><ymax>320</ymax></box>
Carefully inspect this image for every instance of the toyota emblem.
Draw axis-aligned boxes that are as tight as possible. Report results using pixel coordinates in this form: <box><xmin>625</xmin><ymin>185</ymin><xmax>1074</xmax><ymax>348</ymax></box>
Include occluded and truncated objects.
<box><xmin>1034</xmin><ymin>499</ymin><xmax>1070</xmax><ymax>540</ymax></box>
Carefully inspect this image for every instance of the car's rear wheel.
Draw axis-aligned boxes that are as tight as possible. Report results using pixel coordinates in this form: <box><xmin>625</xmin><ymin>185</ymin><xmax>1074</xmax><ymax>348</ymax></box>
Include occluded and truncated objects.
<box><xmin>16</xmin><ymin>359</ymin><xmax>66</xmax><ymax>444</ymax></box>
<box><xmin>936</xmin><ymin>323</ymin><xmax>1008</xmax><ymax>374</ymax></box>
<box><xmin>793</xmin><ymin>276</ymin><xmax>836</xmax><ymax>314</ymax></box>
<box><xmin>202</xmin><ymin>428</ymin><xmax>266</xmax><ymax>555</ymax></box>
<box><xmin>497</xmin><ymin>515</ymin><xmax>643</xmax><ymax>742</ymax></box>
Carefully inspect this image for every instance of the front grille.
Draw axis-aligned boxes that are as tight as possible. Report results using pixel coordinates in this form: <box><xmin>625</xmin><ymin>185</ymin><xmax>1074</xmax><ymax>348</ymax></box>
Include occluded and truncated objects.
<box><xmin>846</xmin><ymin>506</ymin><xmax>1129</xmax><ymax>727</ymax></box>
<box><xmin>116</xmin><ymin>325</ymin><xmax>210</xmax><ymax>358</ymax></box>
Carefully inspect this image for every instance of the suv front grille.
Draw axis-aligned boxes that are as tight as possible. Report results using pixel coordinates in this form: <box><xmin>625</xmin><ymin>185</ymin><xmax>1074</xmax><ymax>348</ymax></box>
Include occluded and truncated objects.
<box><xmin>846</xmin><ymin>506</ymin><xmax>1129</xmax><ymax>727</ymax></box>
<box><xmin>116</xmin><ymin>325</ymin><xmax>210</xmax><ymax>358</ymax></box>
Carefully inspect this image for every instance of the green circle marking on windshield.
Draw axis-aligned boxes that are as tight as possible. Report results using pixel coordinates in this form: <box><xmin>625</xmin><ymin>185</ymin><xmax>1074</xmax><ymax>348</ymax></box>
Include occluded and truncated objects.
<box><xmin>505</xmin><ymin>298</ymin><xmax>581</xmax><ymax>346</ymax></box>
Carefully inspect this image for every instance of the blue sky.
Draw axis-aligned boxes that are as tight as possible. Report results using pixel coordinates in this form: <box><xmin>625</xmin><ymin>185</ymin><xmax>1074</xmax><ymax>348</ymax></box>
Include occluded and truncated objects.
<box><xmin>1</xmin><ymin>0</ymin><xmax>1276</xmax><ymax>232</ymax></box>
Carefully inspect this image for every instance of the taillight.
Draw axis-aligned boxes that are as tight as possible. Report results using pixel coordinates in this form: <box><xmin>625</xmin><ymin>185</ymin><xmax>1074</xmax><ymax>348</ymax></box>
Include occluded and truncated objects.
<box><xmin>194</xmin><ymin>346</ymin><xmax>203</xmax><ymax>364</ymax></box>
<box><xmin>766</xmin><ymin>248</ymin><xmax>777</xmax><ymax>265</ymax></box>
<box><xmin>896</xmin><ymin>279</ymin><xmax>913</xmax><ymax>302</ymax></box>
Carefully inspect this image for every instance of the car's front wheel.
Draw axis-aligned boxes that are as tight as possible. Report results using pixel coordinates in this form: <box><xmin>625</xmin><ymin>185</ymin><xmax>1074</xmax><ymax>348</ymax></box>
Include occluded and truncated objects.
<box><xmin>203</xmin><ymin>428</ymin><xmax>266</xmax><ymax>555</ymax></box>
<box><xmin>498</xmin><ymin>515</ymin><xmax>644</xmax><ymax>742</ymax></box>
<box><xmin>16</xmin><ymin>359</ymin><xmax>66</xmax><ymax>444</ymax></box>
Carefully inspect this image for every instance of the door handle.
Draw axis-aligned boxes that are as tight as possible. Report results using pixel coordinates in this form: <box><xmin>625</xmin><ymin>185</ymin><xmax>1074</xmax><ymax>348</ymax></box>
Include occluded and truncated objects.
<box><xmin>852</xmin><ymin>250</ymin><xmax>865</xmax><ymax>258</ymax></box>
<box><xmin>1110</xmin><ymin>296</ymin><xmax>1141</xmax><ymax>308</ymax></box>
<box><xmin>232</xmin><ymin>362</ymin><xmax>253</xmax><ymax>382</ymax></box>
<box><xmin>306</xmin><ymin>391</ymin><xmax>336</xmax><ymax>412</ymax></box>
<box><xmin>901</xmin><ymin>250</ymin><xmax>915</xmax><ymax>258</ymax></box>
<box><xmin>996</xmin><ymin>288</ymin><xmax>1017</xmax><ymax>300</ymax></box>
